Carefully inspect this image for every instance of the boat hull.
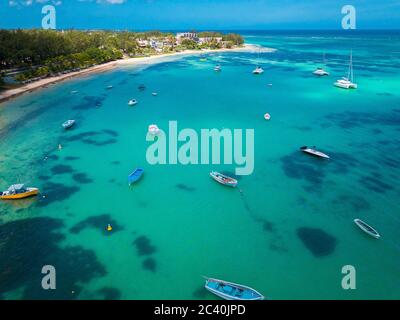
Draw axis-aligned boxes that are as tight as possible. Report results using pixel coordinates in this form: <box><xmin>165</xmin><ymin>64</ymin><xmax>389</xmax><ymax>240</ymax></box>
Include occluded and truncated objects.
<box><xmin>204</xmin><ymin>278</ymin><xmax>264</xmax><ymax>301</ymax></box>
<box><xmin>354</xmin><ymin>219</ymin><xmax>380</xmax><ymax>239</ymax></box>
<box><xmin>0</xmin><ymin>188</ymin><xmax>39</xmax><ymax>200</ymax></box>
<box><xmin>210</xmin><ymin>172</ymin><xmax>238</xmax><ymax>187</ymax></box>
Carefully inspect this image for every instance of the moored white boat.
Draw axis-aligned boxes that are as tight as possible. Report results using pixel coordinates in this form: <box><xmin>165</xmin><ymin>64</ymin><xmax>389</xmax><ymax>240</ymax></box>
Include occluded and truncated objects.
<box><xmin>354</xmin><ymin>219</ymin><xmax>380</xmax><ymax>239</ymax></box>
<box><xmin>148</xmin><ymin>124</ymin><xmax>160</xmax><ymax>135</ymax></box>
<box><xmin>334</xmin><ymin>51</ymin><xmax>357</xmax><ymax>89</ymax></box>
<box><xmin>313</xmin><ymin>68</ymin><xmax>330</xmax><ymax>76</ymax></box>
<box><xmin>300</xmin><ymin>146</ymin><xmax>330</xmax><ymax>159</ymax></box>
<box><xmin>62</xmin><ymin>119</ymin><xmax>75</xmax><ymax>129</ymax></box>
<box><xmin>128</xmin><ymin>99</ymin><xmax>138</xmax><ymax>106</ymax></box>
<box><xmin>210</xmin><ymin>171</ymin><xmax>238</xmax><ymax>187</ymax></box>
<box><xmin>214</xmin><ymin>64</ymin><xmax>221</xmax><ymax>72</ymax></box>
<box><xmin>204</xmin><ymin>277</ymin><xmax>264</xmax><ymax>301</ymax></box>
<box><xmin>253</xmin><ymin>66</ymin><xmax>264</xmax><ymax>74</ymax></box>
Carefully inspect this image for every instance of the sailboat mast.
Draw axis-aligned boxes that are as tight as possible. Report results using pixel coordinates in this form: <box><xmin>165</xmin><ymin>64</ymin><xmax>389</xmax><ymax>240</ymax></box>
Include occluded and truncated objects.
<box><xmin>350</xmin><ymin>50</ymin><xmax>354</xmax><ymax>82</ymax></box>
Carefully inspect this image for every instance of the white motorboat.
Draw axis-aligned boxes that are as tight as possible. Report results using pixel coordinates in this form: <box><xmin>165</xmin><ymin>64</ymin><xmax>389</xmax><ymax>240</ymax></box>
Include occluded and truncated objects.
<box><xmin>253</xmin><ymin>66</ymin><xmax>264</xmax><ymax>74</ymax></box>
<box><xmin>62</xmin><ymin>120</ymin><xmax>75</xmax><ymax>129</ymax></box>
<box><xmin>300</xmin><ymin>146</ymin><xmax>330</xmax><ymax>159</ymax></box>
<box><xmin>148</xmin><ymin>124</ymin><xmax>160</xmax><ymax>135</ymax></box>
<box><xmin>128</xmin><ymin>99</ymin><xmax>138</xmax><ymax>106</ymax></box>
<box><xmin>313</xmin><ymin>67</ymin><xmax>330</xmax><ymax>76</ymax></box>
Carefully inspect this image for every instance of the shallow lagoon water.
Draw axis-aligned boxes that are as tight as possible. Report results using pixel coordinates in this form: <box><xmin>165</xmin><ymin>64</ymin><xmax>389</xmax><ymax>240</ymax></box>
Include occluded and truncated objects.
<box><xmin>0</xmin><ymin>31</ymin><xmax>400</xmax><ymax>299</ymax></box>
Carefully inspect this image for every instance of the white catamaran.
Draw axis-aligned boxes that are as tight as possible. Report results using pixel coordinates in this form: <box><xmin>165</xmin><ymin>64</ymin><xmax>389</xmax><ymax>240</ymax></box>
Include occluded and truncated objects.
<box><xmin>334</xmin><ymin>50</ymin><xmax>358</xmax><ymax>89</ymax></box>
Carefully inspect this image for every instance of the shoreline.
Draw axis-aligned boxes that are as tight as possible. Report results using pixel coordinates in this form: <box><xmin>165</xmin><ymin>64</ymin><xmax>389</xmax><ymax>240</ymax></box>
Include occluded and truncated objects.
<box><xmin>0</xmin><ymin>44</ymin><xmax>274</xmax><ymax>104</ymax></box>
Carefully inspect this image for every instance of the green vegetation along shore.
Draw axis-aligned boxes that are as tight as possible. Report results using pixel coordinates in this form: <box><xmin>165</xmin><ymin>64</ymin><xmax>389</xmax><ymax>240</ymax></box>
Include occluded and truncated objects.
<box><xmin>0</xmin><ymin>30</ymin><xmax>244</xmax><ymax>86</ymax></box>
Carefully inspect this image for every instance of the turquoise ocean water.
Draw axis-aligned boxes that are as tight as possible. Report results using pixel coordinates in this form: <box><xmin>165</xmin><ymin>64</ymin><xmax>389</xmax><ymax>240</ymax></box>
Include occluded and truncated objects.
<box><xmin>0</xmin><ymin>31</ymin><xmax>399</xmax><ymax>300</ymax></box>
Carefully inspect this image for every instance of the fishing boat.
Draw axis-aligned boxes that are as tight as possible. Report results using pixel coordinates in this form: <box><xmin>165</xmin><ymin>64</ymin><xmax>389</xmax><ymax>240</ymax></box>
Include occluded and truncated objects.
<box><xmin>264</xmin><ymin>113</ymin><xmax>271</xmax><ymax>120</ymax></box>
<box><xmin>62</xmin><ymin>120</ymin><xmax>75</xmax><ymax>129</ymax></box>
<box><xmin>252</xmin><ymin>66</ymin><xmax>264</xmax><ymax>74</ymax></box>
<box><xmin>214</xmin><ymin>65</ymin><xmax>221</xmax><ymax>72</ymax></box>
<box><xmin>0</xmin><ymin>184</ymin><xmax>39</xmax><ymax>200</ymax></box>
<box><xmin>128</xmin><ymin>168</ymin><xmax>144</xmax><ymax>186</ymax></box>
<box><xmin>204</xmin><ymin>277</ymin><xmax>264</xmax><ymax>301</ymax></box>
<box><xmin>128</xmin><ymin>99</ymin><xmax>138</xmax><ymax>106</ymax></box>
<box><xmin>334</xmin><ymin>50</ymin><xmax>357</xmax><ymax>89</ymax></box>
<box><xmin>210</xmin><ymin>171</ymin><xmax>238</xmax><ymax>187</ymax></box>
<box><xmin>148</xmin><ymin>124</ymin><xmax>160</xmax><ymax>135</ymax></box>
<box><xmin>354</xmin><ymin>219</ymin><xmax>380</xmax><ymax>239</ymax></box>
<box><xmin>300</xmin><ymin>146</ymin><xmax>330</xmax><ymax>159</ymax></box>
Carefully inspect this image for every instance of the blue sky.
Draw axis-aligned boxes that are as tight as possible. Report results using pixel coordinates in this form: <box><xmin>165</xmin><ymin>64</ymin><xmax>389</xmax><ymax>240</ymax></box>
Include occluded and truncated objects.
<box><xmin>0</xmin><ymin>0</ymin><xmax>399</xmax><ymax>30</ymax></box>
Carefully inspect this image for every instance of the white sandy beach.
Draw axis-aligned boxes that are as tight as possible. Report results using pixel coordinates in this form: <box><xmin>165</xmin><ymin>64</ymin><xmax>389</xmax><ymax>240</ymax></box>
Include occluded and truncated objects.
<box><xmin>0</xmin><ymin>44</ymin><xmax>274</xmax><ymax>104</ymax></box>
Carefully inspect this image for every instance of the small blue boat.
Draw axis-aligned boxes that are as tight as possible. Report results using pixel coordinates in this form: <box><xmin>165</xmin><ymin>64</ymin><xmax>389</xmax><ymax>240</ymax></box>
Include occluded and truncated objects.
<box><xmin>204</xmin><ymin>277</ymin><xmax>264</xmax><ymax>300</ymax></box>
<box><xmin>128</xmin><ymin>168</ymin><xmax>144</xmax><ymax>185</ymax></box>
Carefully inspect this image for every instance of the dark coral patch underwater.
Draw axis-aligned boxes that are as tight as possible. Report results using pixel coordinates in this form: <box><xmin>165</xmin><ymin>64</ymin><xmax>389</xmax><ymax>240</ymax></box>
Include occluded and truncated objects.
<box><xmin>0</xmin><ymin>217</ymin><xmax>106</xmax><ymax>299</ymax></box>
<box><xmin>70</xmin><ymin>214</ymin><xmax>124</xmax><ymax>236</ymax></box>
<box><xmin>133</xmin><ymin>235</ymin><xmax>157</xmax><ymax>256</ymax></box>
<box><xmin>297</xmin><ymin>227</ymin><xmax>337</xmax><ymax>257</ymax></box>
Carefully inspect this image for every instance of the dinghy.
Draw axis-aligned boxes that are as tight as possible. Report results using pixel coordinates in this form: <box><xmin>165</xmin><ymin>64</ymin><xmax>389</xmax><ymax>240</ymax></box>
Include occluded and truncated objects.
<box><xmin>62</xmin><ymin>120</ymin><xmax>75</xmax><ymax>129</ymax></box>
<box><xmin>300</xmin><ymin>146</ymin><xmax>330</xmax><ymax>159</ymax></box>
<box><xmin>128</xmin><ymin>168</ymin><xmax>144</xmax><ymax>186</ymax></box>
<box><xmin>264</xmin><ymin>113</ymin><xmax>271</xmax><ymax>120</ymax></box>
<box><xmin>152</xmin><ymin>92</ymin><xmax>158</xmax><ymax>96</ymax></box>
<box><xmin>204</xmin><ymin>277</ymin><xmax>264</xmax><ymax>301</ymax></box>
<box><xmin>128</xmin><ymin>99</ymin><xmax>138</xmax><ymax>106</ymax></box>
<box><xmin>1</xmin><ymin>184</ymin><xmax>39</xmax><ymax>200</ymax></box>
<box><xmin>210</xmin><ymin>171</ymin><xmax>238</xmax><ymax>188</ymax></box>
<box><xmin>354</xmin><ymin>219</ymin><xmax>380</xmax><ymax>239</ymax></box>
<box><xmin>148</xmin><ymin>124</ymin><xmax>160</xmax><ymax>135</ymax></box>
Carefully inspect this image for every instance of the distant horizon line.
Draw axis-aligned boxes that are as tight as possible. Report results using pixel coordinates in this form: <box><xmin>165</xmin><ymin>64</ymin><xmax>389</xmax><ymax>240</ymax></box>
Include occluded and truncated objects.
<box><xmin>1</xmin><ymin>28</ymin><xmax>399</xmax><ymax>32</ymax></box>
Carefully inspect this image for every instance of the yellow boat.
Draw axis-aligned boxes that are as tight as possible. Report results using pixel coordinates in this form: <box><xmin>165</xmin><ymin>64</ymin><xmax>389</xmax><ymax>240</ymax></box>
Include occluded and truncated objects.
<box><xmin>0</xmin><ymin>184</ymin><xmax>39</xmax><ymax>200</ymax></box>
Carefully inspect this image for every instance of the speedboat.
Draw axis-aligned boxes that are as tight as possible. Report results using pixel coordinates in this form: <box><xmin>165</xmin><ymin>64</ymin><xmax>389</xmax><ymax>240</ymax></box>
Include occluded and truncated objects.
<box><xmin>354</xmin><ymin>219</ymin><xmax>380</xmax><ymax>239</ymax></box>
<box><xmin>313</xmin><ymin>68</ymin><xmax>330</xmax><ymax>76</ymax></box>
<box><xmin>253</xmin><ymin>66</ymin><xmax>264</xmax><ymax>74</ymax></box>
<box><xmin>128</xmin><ymin>99</ymin><xmax>138</xmax><ymax>106</ymax></box>
<box><xmin>210</xmin><ymin>171</ymin><xmax>238</xmax><ymax>187</ymax></box>
<box><xmin>128</xmin><ymin>168</ymin><xmax>144</xmax><ymax>186</ymax></box>
<box><xmin>1</xmin><ymin>184</ymin><xmax>39</xmax><ymax>200</ymax></box>
<box><xmin>62</xmin><ymin>120</ymin><xmax>75</xmax><ymax>129</ymax></box>
<box><xmin>264</xmin><ymin>113</ymin><xmax>271</xmax><ymax>120</ymax></box>
<box><xmin>204</xmin><ymin>277</ymin><xmax>264</xmax><ymax>300</ymax></box>
<box><xmin>300</xmin><ymin>146</ymin><xmax>330</xmax><ymax>159</ymax></box>
<box><xmin>334</xmin><ymin>50</ymin><xmax>357</xmax><ymax>89</ymax></box>
<box><xmin>148</xmin><ymin>124</ymin><xmax>160</xmax><ymax>135</ymax></box>
<box><xmin>214</xmin><ymin>65</ymin><xmax>221</xmax><ymax>72</ymax></box>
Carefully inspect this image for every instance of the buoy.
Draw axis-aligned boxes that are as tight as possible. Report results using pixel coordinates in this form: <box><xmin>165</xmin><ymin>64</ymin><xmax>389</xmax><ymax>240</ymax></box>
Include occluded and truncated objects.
<box><xmin>107</xmin><ymin>224</ymin><xmax>113</xmax><ymax>232</ymax></box>
<box><xmin>264</xmin><ymin>113</ymin><xmax>271</xmax><ymax>120</ymax></box>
